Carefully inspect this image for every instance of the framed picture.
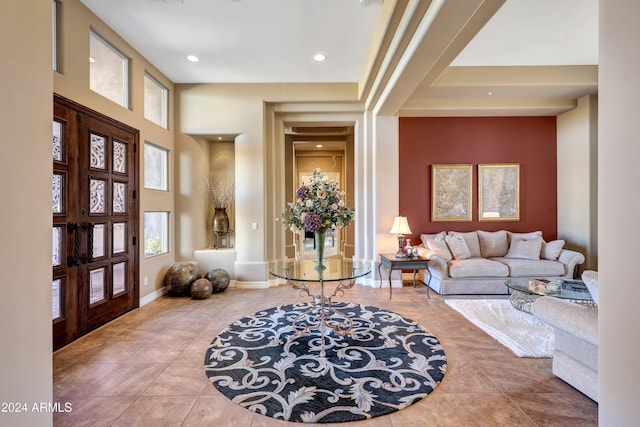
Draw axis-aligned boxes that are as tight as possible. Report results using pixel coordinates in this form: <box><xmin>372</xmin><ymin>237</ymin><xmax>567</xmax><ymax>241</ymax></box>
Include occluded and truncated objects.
<box><xmin>431</xmin><ymin>164</ymin><xmax>472</xmax><ymax>222</ymax></box>
<box><xmin>478</xmin><ymin>163</ymin><xmax>520</xmax><ymax>221</ymax></box>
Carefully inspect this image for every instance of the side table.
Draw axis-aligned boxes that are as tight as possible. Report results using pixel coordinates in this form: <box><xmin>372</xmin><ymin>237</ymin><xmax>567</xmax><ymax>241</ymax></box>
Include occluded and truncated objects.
<box><xmin>378</xmin><ymin>254</ymin><xmax>432</xmax><ymax>300</ymax></box>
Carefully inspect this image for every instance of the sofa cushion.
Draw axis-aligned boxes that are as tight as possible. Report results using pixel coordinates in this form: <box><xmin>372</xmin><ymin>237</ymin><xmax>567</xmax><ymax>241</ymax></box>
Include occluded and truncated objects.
<box><xmin>448</xmin><ymin>258</ymin><xmax>509</xmax><ymax>278</ymax></box>
<box><xmin>582</xmin><ymin>270</ymin><xmax>599</xmax><ymax>304</ymax></box>
<box><xmin>493</xmin><ymin>257</ymin><xmax>565</xmax><ymax>277</ymax></box>
<box><xmin>426</xmin><ymin>238</ymin><xmax>453</xmax><ymax>262</ymax></box>
<box><xmin>448</xmin><ymin>231</ymin><xmax>481</xmax><ymax>257</ymax></box>
<box><xmin>541</xmin><ymin>239</ymin><xmax>565</xmax><ymax>260</ymax></box>
<box><xmin>506</xmin><ymin>236</ymin><xmax>543</xmax><ymax>260</ymax></box>
<box><xmin>477</xmin><ymin>230</ymin><xmax>509</xmax><ymax>257</ymax></box>
<box><xmin>445</xmin><ymin>234</ymin><xmax>471</xmax><ymax>260</ymax></box>
<box><xmin>420</xmin><ymin>232</ymin><xmax>446</xmax><ymax>247</ymax></box>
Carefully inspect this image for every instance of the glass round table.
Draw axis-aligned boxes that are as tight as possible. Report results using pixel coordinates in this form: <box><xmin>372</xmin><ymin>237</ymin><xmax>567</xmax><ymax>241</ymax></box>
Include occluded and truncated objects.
<box><xmin>506</xmin><ymin>277</ymin><xmax>595</xmax><ymax>313</ymax></box>
<box><xmin>270</xmin><ymin>258</ymin><xmax>371</xmax><ymax>356</ymax></box>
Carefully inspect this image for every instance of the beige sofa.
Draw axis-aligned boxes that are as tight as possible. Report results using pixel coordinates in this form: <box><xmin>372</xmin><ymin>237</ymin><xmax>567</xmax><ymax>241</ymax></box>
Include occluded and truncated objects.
<box><xmin>416</xmin><ymin>230</ymin><xmax>585</xmax><ymax>295</ymax></box>
<box><xmin>531</xmin><ymin>270</ymin><xmax>598</xmax><ymax>402</ymax></box>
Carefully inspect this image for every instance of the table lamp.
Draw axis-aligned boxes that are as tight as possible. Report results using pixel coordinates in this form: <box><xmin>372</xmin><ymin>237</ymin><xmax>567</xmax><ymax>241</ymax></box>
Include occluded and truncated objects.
<box><xmin>390</xmin><ymin>216</ymin><xmax>411</xmax><ymax>258</ymax></box>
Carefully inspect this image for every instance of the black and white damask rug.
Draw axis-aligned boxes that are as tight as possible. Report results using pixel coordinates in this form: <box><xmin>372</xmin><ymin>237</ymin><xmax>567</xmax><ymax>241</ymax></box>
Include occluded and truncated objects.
<box><xmin>204</xmin><ymin>302</ymin><xmax>447</xmax><ymax>423</ymax></box>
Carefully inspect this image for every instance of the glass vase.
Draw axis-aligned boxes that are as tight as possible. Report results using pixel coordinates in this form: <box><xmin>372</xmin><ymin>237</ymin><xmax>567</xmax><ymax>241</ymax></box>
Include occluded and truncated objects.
<box><xmin>314</xmin><ymin>228</ymin><xmax>327</xmax><ymax>270</ymax></box>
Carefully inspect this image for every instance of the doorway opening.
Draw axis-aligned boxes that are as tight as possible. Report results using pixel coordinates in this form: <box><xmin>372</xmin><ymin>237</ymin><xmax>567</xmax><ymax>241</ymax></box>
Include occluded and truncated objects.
<box><xmin>285</xmin><ymin>125</ymin><xmax>354</xmax><ymax>260</ymax></box>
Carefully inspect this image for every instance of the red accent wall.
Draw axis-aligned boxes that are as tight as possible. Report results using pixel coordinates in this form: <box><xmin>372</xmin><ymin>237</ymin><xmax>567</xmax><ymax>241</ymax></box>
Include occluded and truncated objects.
<box><xmin>399</xmin><ymin>116</ymin><xmax>558</xmax><ymax>245</ymax></box>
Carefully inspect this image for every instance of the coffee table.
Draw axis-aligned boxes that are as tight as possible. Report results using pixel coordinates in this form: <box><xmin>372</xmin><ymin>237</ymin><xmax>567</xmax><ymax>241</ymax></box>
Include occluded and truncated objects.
<box><xmin>378</xmin><ymin>254</ymin><xmax>431</xmax><ymax>300</ymax></box>
<box><xmin>505</xmin><ymin>277</ymin><xmax>595</xmax><ymax>313</ymax></box>
<box><xmin>270</xmin><ymin>258</ymin><xmax>371</xmax><ymax>356</ymax></box>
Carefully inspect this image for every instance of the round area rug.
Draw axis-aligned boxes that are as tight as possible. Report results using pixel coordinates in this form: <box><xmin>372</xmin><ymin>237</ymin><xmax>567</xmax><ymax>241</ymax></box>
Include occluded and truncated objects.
<box><xmin>204</xmin><ymin>302</ymin><xmax>447</xmax><ymax>423</ymax></box>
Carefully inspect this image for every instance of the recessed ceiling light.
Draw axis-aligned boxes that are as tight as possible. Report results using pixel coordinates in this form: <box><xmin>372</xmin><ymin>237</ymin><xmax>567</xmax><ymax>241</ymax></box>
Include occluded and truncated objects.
<box><xmin>487</xmin><ymin>91</ymin><xmax>494</xmax><ymax>96</ymax></box>
<box><xmin>187</xmin><ymin>55</ymin><xmax>199</xmax><ymax>63</ymax></box>
<box><xmin>316</xmin><ymin>144</ymin><xmax>323</xmax><ymax>148</ymax></box>
<box><xmin>313</xmin><ymin>53</ymin><xmax>326</xmax><ymax>62</ymax></box>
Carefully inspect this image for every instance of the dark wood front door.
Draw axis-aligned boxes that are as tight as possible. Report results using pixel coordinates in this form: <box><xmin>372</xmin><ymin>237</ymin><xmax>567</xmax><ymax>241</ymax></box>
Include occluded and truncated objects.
<box><xmin>52</xmin><ymin>94</ymin><xmax>139</xmax><ymax>350</ymax></box>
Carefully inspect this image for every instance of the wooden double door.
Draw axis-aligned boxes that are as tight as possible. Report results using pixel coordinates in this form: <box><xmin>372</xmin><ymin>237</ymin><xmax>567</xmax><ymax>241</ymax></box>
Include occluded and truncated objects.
<box><xmin>52</xmin><ymin>95</ymin><xmax>139</xmax><ymax>350</ymax></box>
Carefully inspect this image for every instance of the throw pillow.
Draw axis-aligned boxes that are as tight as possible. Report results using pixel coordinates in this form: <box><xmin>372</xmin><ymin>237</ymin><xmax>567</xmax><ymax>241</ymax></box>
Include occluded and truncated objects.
<box><xmin>507</xmin><ymin>230</ymin><xmax>543</xmax><ymax>245</ymax></box>
<box><xmin>506</xmin><ymin>236</ymin><xmax>543</xmax><ymax>260</ymax></box>
<box><xmin>445</xmin><ymin>234</ymin><xmax>472</xmax><ymax>260</ymax></box>
<box><xmin>420</xmin><ymin>232</ymin><xmax>446</xmax><ymax>247</ymax></box>
<box><xmin>541</xmin><ymin>239</ymin><xmax>565</xmax><ymax>260</ymax></box>
<box><xmin>477</xmin><ymin>230</ymin><xmax>509</xmax><ymax>257</ymax></box>
<box><xmin>448</xmin><ymin>231</ymin><xmax>481</xmax><ymax>257</ymax></box>
<box><xmin>426</xmin><ymin>238</ymin><xmax>453</xmax><ymax>262</ymax></box>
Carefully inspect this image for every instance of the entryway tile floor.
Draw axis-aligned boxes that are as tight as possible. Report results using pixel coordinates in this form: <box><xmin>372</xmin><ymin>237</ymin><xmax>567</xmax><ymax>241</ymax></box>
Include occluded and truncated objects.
<box><xmin>53</xmin><ymin>283</ymin><xmax>597</xmax><ymax>426</ymax></box>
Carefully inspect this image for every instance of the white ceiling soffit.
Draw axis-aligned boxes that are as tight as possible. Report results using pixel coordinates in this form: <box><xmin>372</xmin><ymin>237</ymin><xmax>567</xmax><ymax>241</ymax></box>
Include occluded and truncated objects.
<box><xmin>80</xmin><ymin>0</ymin><xmax>384</xmax><ymax>84</ymax></box>
<box><xmin>401</xmin><ymin>0</ymin><xmax>599</xmax><ymax>116</ymax></box>
<box><xmin>452</xmin><ymin>0</ymin><xmax>598</xmax><ymax>67</ymax></box>
<box><xmin>402</xmin><ymin>65</ymin><xmax>598</xmax><ymax>117</ymax></box>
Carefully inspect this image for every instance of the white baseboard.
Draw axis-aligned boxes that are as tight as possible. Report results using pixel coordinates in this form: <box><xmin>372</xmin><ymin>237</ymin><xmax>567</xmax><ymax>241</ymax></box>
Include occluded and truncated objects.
<box><xmin>140</xmin><ymin>287</ymin><xmax>166</xmax><ymax>306</ymax></box>
<box><xmin>232</xmin><ymin>280</ymin><xmax>270</xmax><ymax>289</ymax></box>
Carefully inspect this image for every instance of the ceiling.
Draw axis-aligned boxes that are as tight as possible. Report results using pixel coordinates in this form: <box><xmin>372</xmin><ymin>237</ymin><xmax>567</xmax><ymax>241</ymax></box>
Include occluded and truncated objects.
<box><xmin>81</xmin><ymin>0</ymin><xmax>384</xmax><ymax>84</ymax></box>
<box><xmin>81</xmin><ymin>0</ymin><xmax>598</xmax><ymax>117</ymax></box>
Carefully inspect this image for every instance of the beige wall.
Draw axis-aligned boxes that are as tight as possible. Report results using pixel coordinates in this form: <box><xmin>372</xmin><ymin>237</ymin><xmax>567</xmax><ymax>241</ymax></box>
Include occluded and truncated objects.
<box><xmin>0</xmin><ymin>1</ymin><xmax>53</xmax><ymax>425</ymax></box>
<box><xmin>557</xmin><ymin>95</ymin><xmax>598</xmax><ymax>271</ymax></box>
<box><xmin>599</xmin><ymin>1</ymin><xmax>640</xmax><ymax>424</ymax></box>
<box><xmin>54</xmin><ymin>0</ymin><xmax>176</xmax><ymax>300</ymax></box>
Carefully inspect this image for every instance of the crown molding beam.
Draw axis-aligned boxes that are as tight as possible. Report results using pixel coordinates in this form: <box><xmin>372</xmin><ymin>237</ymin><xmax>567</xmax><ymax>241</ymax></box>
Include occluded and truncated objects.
<box><xmin>365</xmin><ymin>0</ymin><xmax>506</xmax><ymax>116</ymax></box>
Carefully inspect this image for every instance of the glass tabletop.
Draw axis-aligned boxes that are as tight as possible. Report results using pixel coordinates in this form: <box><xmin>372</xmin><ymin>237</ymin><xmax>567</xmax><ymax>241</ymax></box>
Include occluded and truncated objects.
<box><xmin>270</xmin><ymin>258</ymin><xmax>371</xmax><ymax>282</ymax></box>
<box><xmin>506</xmin><ymin>277</ymin><xmax>593</xmax><ymax>301</ymax></box>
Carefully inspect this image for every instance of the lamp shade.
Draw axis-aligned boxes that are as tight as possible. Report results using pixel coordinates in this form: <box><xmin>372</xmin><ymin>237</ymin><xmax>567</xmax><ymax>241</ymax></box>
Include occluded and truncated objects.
<box><xmin>390</xmin><ymin>216</ymin><xmax>411</xmax><ymax>234</ymax></box>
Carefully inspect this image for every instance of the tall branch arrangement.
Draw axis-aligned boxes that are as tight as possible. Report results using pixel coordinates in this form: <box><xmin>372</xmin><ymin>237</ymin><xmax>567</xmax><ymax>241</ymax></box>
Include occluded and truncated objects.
<box><xmin>207</xmin><ymin>174</ymin><xmax>234</xmax><ymax>209</ymax></box>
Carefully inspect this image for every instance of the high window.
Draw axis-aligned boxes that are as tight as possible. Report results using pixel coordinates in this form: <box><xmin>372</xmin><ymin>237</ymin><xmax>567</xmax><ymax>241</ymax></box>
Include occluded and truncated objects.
<box><xmin>89</xmin><ymin>30</ymin><xmax>129</xmax><ymax>108</ymax></box>
<box><xmin>144</xmin><ymin>212</ymin><xmax>169</xmax><ymax>258</ymax></box>
<box><xmin>52</xmin><ymin>0</ymin><xmax>59</xmax><ymax>71</ymax></box>
<box><xmin>144</xmin><ymin>73</ymin><xmax>168</xmax><ymax>128</ymax></box>
<box><xmin>144</xmin><ymin>142</ymin><xmax>169</xmax><ymax>191</ymax></box>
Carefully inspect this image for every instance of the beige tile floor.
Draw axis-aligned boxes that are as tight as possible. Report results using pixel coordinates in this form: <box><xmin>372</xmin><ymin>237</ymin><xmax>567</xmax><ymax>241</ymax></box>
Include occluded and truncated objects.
<box><xmin>53</xmin><ymin>283</ymin><xmax>598</xmax><ymax>426</ymax></box>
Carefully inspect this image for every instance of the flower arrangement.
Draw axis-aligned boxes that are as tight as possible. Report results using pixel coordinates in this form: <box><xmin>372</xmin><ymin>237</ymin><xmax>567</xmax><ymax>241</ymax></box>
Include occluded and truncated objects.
<box><xmin>281</xmin><ymin>168</ymin><xmax>354</xmax><ymax>233</ymax></box>
<box><xmin>206</xmin><ymin>174</ymin><xmax>234</xmax><ymax>209</ymax></box>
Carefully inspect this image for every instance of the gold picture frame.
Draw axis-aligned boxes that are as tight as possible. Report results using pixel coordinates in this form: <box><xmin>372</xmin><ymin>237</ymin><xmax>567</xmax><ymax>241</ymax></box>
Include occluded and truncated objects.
<box><xmin>431</xmin><ymin>164</ymin><xmax>472</xmax><ymax>222</ymax></box>
<box><xmin>478</xmin><ymin>163</ymin><xmax>520</xmax><ymax>221</ymax></box>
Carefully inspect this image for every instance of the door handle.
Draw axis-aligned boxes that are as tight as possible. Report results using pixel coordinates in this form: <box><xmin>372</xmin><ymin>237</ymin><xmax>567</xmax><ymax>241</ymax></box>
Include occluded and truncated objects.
<box><xmin>81</xmin><ymin>221</ymin><xmax>94</xmax><ymax>264</ymax></box>
<box><xmin>66</xmin><ymin>222</ymin><xmax>80</xmax><ymax>267</ymax></box>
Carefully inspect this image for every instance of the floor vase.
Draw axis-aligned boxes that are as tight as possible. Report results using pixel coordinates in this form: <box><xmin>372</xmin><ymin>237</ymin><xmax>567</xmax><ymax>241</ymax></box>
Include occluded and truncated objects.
<box><xmin>213</xmin><ymin>208</ymin><xmax>229</xmax><ymax>234</ymax></box>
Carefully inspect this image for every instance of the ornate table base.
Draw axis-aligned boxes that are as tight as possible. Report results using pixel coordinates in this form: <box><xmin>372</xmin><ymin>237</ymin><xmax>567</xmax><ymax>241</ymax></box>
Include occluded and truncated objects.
<box><xmin>286</xmin><ymin>275</ymin><xmax>357</xmax><ymax>357</ymax></box>
<box><xmin>509</xmin><ymin>289</ymin><xmax>538</xmax><ymax>313</ymax></box>
<box><xmin>509</xmin><ymin>289</ymin><xmax>598</xmax><ymax>314</ymax></box>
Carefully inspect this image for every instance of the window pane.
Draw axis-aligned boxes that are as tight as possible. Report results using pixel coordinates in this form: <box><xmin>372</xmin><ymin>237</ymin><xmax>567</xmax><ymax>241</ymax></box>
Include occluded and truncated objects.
<box><xmin>144</xmin><ymin>142</ymin><xmax>168</xmax><ymax>191</ymax></box>
<box><xmin>113</xmin><ymin>140</ymin><xmax>127</xmax><ymax>173</ymax></box>
<box><xmin>90</xmin><ymin>179</ymin><xmax>106</xmax><ymax>213</ymax></box>
<box><xmin>52</xmin><ymin>278</ymin><xmax>62</xmax><ymax>320</ymax></box>
<box><xmin>53</xmin><ymin>121</ymin><xmax>63</xmax><ymax>161</ymax></box>
<box><xmin>90</xmin><ymin>133</ymin><xmax>106</xmax><ymax>170</ymax></box>
<box><xmin>144</xmin><ymin>212</ymin><xmax>169</xmax><ymax>258</ymax></box>
<box><xmin>52</xmin><ymin>173</ymin><xmax>64</xmax><ymax>213</ymax></box>
<box><xmin>89</xmin><ymin>268</ymin><xmax>106</xmax><ymax>305</ymax></box>
<box><xmin>113</xmin><ymin>222</ymin><xmax>126</xmax><ymax>254</ymax></box>
<box><xmin>113</xmin><ymin>182</ymin><xmax>127</xmax><ymax>213</ymax></box>
<box><xmin>144</xmin><ymin>73</ymin><xmax>168</xmax><ymax>128</ymax></box>
<box><xmin>90</xmin><ymin>31</ymin><xmax>129</xmax><ymax>108</ymax></box>
<box><xmin>113</xmin><ymin>262</ymin><xmax>126</xmax><ymax>295</ymax></box>
<box><xmin>52</xmin><ymin>226</ymin><xmax>63</xmax><ymax>266</ymax></box>
<box><xmin>93</xmin><ymin>224</ymin><xmax>105</xmax><ymax>258</ymax></box>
